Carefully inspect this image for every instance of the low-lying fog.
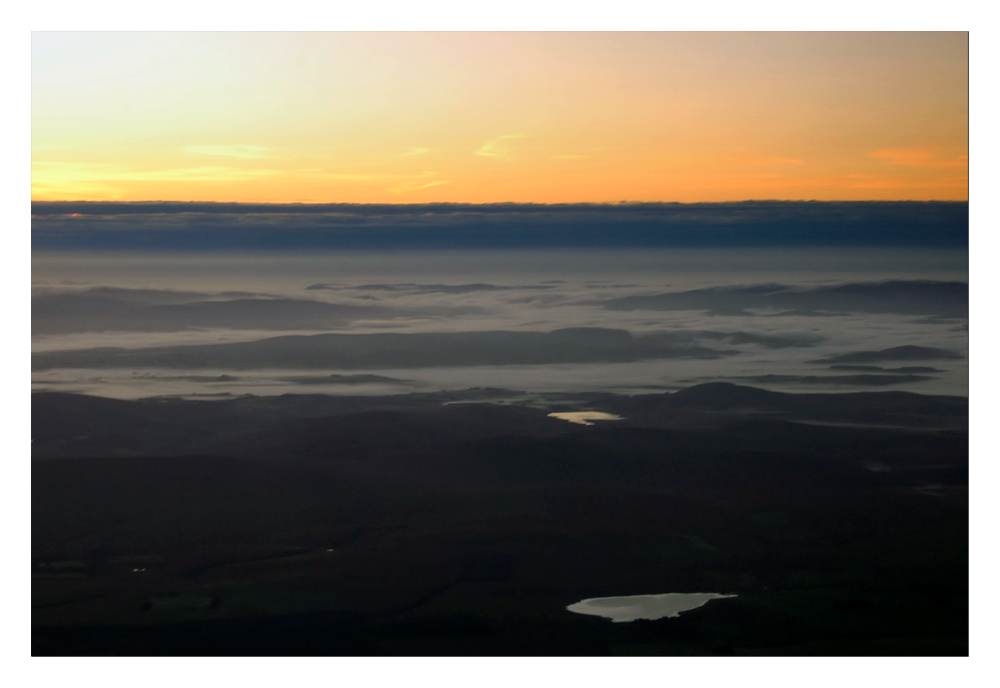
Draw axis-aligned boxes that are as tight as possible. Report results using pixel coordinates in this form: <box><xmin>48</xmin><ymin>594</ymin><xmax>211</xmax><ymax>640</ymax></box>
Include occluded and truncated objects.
<box><xmin>32</xmin><ymin>248</ymin><xmax>968</xmax><ymax>399</ymax></box>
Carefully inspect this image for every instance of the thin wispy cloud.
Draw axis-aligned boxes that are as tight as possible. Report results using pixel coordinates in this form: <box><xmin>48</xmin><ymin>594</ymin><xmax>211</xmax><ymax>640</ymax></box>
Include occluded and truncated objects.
<box><xmin>711</xmin><ymin>172</ymin><xmax>968</xmax><ymax>192</ymax></box>
<box><xmin>401</xmin><ymin>147</ymin><xmax>431</xmax><ymax>157</ymax></box>
<box><xmin>869</xmin><ymin>148</ymin><xmax>968</xmax><ymax>168</ymax></box>
<box><xmin>551</xmin><ymin>154</ymin><xmax>587</xmax><ymax>160</ymax></box>
<box><xmin>31</xmin><ymin>161</ymin><xmax>286</xmax><ymax>193</ymax></box>
<box><xmin>720</xmin><ymin>155</ymin><xmax>804</xmax><ymax>166</ymax></box>
<box><xmin>475</xmin><ymin>135</ymin><xmax>524</xmax><ymax>161</ymax></box>
<box><xmin>317</xmin><ymin>173</ymin><xmax>388</xmax><ymax>182</ymax></box>
<box><xmin>392</xmin><ymin>180</ymin><xmax>450</xmax><ymax>194</ymax></box>
<box><xmin>316</xmin><ymin>171</ymin><xmax>446</xmax><ymax>192</ymax></box>
<box><xmin>650</xmin><ymin>154</ymin><xmax>802</xmax><ymax>167</ymax></box>
<box><xmin>123</xmin><ymin>167</ymin><xmax>284</xmax><ymax>182</ymax></box>
<box><xmin>835</xmin><ymin>174</ymin><xmax>968</xmax><ymax>190</ymax></box>
<box><xmin>184</xmin><ymin>145</ymin><xmax>274</xmax><ymax>159</ymax></box>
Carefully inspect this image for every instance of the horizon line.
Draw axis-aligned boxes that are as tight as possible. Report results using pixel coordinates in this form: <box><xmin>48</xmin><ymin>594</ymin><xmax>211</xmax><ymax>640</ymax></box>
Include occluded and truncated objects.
<box><xmin>32</xmin><ymin>198</ymin><xmax>970</xmax><ymax>208</ymax></box>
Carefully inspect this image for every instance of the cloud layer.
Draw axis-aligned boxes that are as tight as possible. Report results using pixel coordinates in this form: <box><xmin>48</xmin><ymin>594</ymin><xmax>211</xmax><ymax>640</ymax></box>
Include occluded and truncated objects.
<box><xmin>31</xmin><ymin>201</ymin><xmax>967</xmax><ymax>251</ymax></box>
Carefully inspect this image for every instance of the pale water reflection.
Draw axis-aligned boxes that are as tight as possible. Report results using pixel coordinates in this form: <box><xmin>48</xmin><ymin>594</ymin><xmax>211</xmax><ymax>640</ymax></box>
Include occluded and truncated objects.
<box><xmin>566</xmin><ymin>593</ymin><xmax>736</xmax><ymax>622</ymax></box>
<box><xmin>548</xmin><ymin>411</ymin><xmax>624</xmax><ymax>426</ymax></box>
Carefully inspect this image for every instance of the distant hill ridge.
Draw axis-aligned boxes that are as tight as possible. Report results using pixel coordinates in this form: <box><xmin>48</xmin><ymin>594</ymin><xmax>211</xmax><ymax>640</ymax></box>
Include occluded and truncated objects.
<box><xmin>31</xmin><ymin>383</ymin><xmax>967</xmax><ymax>460</ymax></box>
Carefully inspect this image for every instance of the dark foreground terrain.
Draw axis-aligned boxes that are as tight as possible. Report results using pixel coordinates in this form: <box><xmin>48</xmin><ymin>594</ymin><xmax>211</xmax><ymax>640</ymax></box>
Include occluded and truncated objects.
<box><xmin>32</xmin><ymin>383</ymin><xmax>968</xmax><ymax>656</ymax></box>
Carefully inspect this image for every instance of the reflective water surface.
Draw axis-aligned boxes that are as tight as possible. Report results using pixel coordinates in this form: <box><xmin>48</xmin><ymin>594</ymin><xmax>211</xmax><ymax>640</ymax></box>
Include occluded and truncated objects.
<box><xmin>567</xmin><ymin>592</ymin><xmax>737</xmax><ymax>622</ymax></box>
<box><xmin>547</xmin><ymin>411</ymin><xmax>624</xmax><ymax>426</ymax></box>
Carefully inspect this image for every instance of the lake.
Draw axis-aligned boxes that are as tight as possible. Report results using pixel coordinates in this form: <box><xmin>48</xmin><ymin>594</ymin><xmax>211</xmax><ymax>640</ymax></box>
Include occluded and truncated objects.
<box><xmin>567</xmin><ymin>592</ymin><xmax>737</xmax><ymax>623</ymax></box>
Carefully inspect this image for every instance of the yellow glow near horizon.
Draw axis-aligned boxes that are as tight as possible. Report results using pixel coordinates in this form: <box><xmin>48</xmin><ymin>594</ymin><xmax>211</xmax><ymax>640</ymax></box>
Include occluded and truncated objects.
<box><xmin>31</xmin><ymin>32</ymin><xmax>968</xmax><ymax>203</ymax></box>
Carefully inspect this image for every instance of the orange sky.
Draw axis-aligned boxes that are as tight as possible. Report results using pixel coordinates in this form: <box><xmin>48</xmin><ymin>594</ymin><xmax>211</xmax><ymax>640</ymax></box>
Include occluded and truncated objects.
<box><xmin>31</xmin><ymin>32</ymin><xmax>968</xmax><ymax>203</ymax></box>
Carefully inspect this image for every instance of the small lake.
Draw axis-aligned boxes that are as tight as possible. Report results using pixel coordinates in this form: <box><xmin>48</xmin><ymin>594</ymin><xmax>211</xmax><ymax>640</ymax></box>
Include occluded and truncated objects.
<box><xmin>548</xmin><ymin>411</ymin><xmax>624</xmax><ymax>426</ymax></box>
<box><xmin>566</xmin><ymin>592</ymin><xmax>736</xmax><ymax>623</ymax></box>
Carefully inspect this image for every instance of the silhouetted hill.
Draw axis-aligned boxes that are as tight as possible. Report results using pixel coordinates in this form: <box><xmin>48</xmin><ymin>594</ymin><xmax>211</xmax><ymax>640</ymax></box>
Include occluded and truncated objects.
<box><xmin>601</xmin><ymin>280</ymin><xmax>968</xmax><ymax>318</ymax></box>
<box><xmin>608</xmin><ymin>382</ymin><xmax>966</xmax><ymax>430</ymax></box>
<box><xmin>31</xmin><ymin>328</ymin><xmax>737</xmax><ymax>371</ymax></box>
<box><xmin>206</xmin><ymin>404</ymin><xmax>571</xmax><ymax>460</ymax></box>
<box><xmin>32</xmin><ymin>384</ymin><xmax>967</xmax><ymax>461</ymax></box>
<box><xmin>32</xmin><ymin>291</ymin><xmax>399</xmax><ymax>335</ymax></box>
<box><xmin>817</xmin><ymin>346</ymin><xmax>964</xmax><ymax>364</ymax></box>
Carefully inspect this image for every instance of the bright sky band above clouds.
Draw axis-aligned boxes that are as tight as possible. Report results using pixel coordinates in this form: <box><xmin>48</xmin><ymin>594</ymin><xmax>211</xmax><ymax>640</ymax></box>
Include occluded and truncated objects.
<box><xmin>31</xmin><ymin>31</ymin><xmax>968</xmax><ymax>203</ymax></box>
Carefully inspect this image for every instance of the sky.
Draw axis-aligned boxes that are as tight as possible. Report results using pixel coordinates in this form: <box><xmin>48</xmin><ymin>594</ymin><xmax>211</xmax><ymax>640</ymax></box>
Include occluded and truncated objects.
<box><xmin>31</xmin><ymin>31</ymin><xmax>969</xmax><ymax>203</ymax></box>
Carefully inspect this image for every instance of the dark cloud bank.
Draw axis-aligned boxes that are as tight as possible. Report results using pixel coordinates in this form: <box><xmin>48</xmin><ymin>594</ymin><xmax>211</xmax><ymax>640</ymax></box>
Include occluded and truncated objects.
<box><xmin>31</xmin><ymin>201</ymin><xmax>967</xmax><ymax>250</ymax></box>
